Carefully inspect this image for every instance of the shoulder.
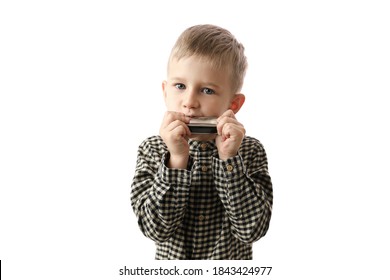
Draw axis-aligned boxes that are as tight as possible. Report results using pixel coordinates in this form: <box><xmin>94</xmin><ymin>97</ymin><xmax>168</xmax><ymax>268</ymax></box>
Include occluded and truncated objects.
<box><xmin>240</xmin><ymin>136</ymin><xmax>268</xmax><ymax>162</ymax></box>
<box><xmin>136</xmin><ymin>136</ymin><xmax>168</xmax><ymax>166</ymax></box>
<box><xmin>240</xmin><ymin>136</ymin><xmax>270</xmax><ymax>173</ymax></box>
<box><xmin>241</xmin><ymin>136</ymin><xmax>266</xmax><ymax>153</ymax></box>
<box><xmin>139</xmin><ymin>135</ymin><xmax>165</xmax><ymax>147</ymax></box>
<box><xmin>138</xmin><ymin>135</ymin><xmax>167</xmax><ymax>153</ymax></box>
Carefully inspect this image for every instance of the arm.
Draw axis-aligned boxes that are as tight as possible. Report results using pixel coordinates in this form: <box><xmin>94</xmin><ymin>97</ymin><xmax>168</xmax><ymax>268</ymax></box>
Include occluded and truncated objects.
<box><xmin>213</xmin><ymin>137</ymin><xmax>273</xmax><ymax>243</ymax></box>
<box><xmin>130</xmin><ymin>137</ymin><xmax>191</xmax><ymax>242</ymax></box>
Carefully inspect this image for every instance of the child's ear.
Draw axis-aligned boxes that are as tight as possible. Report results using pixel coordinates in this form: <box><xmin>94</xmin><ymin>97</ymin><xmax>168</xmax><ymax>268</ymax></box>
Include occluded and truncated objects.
<box><xmin>229</xmin><ymin>93</ymin><xmax>245</xmax><ymax>113</ymax></box>
<box><xmin>161</xmin><ymin>81</ymin><xmax>167</xmax><ymax>98</ymax></box>
<box><xmin>162</xmin><ymin>81</ymin><xmax>167</xmax><ymax>99</ymax></box>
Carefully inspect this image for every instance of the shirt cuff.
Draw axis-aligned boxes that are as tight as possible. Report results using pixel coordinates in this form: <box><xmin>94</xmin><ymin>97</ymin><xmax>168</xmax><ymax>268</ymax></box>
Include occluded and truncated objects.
<box><xmin>212</xmin><ymin>153</ymin><xmax>246</xmax><ymax>180</ymax></box>
<box><xmin>159</xmin><ymin>152</ymin><xmax>192</xmax><ymax>186</ymax></box>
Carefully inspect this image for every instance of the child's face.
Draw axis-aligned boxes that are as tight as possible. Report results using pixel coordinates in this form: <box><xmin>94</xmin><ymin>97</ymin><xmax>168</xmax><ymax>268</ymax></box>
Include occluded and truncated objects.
<box><xmin>162</xmin><ymin>55</ymin><xmax>239</xmax><ymax>118</ymax></box>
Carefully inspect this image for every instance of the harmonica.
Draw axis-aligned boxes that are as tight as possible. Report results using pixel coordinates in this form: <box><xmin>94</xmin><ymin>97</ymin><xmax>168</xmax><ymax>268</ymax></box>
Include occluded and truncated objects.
<box><xmin>188</xmin><ymin>117</ymin><xmax>218</xmax><ymax>134</ymax></box>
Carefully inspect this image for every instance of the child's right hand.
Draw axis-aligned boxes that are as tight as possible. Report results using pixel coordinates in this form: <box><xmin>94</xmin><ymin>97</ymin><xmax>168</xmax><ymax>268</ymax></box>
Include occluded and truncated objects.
<box><xmin>159</xmin><ymin>112</ymin><xmax>191</xmax><ymax>169</ymax></box>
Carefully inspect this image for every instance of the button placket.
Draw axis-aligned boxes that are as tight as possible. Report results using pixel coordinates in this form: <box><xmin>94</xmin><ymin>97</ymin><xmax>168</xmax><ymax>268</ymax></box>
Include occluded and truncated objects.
<box><xmin>196</xmin><ymin>142</ymin><xmax>214</xmax><ymax>174</ymax></box>
<box><xmin>226</xmin><ymin>164</ymin><xmax>234</xmax><ymax>172</ymax></box>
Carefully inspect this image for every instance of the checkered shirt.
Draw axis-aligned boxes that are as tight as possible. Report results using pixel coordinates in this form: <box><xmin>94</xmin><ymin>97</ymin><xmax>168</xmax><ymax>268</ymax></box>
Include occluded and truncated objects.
<box><xmin>131</xmin><ymin>135</ymin><xmax>273</xmax><ymax>260</ymax></box>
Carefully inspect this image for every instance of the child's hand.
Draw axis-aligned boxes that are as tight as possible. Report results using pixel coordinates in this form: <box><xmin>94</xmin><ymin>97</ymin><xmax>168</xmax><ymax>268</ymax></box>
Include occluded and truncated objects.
<box><xmin>159</xmin><ymin>111</ymin><xmax>191</xmax><ymax>169</ymax></box>
<box><xmin>216</xmin><ymin>110</ymin><xmax>246</xmax><ymax>161</ymax></box>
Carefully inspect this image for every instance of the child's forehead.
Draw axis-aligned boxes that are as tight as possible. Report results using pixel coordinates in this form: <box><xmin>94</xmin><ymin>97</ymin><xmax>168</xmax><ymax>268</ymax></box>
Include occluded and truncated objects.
<box><xmin>170</xmin><ymin>54</ymin><xmax>232</xmax><ymax>74</ymax></box>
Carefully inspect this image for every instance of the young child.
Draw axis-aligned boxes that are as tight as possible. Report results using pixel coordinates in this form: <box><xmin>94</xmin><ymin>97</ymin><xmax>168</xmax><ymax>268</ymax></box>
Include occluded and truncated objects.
<box><xmin>131</xmin><ymin>24</ymin><xmax>273</xmax><ymax>260</ymax></box>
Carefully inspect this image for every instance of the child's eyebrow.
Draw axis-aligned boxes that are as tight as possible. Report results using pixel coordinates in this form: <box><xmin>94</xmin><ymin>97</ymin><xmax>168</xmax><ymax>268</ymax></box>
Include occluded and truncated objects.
<box><xmin>169</xmin><ymin>77</ymin><xmax>184</xmax><ymax>81</ymax></box>
<box><xmin>170</xmin><ymin>78</ymin><xmax>221</xmax><ymax>88</ymax></box>
<box><xmin>203</xmin><ymin>82</ymin><xmax>221</xmax><ymax>89</ymax></box>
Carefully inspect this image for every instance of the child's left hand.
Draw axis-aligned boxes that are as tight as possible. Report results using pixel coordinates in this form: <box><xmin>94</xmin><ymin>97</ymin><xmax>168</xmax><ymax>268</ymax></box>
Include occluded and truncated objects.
<box><xmin>216</xmin><ymin>109</ymin><xmax>246</xmax><ymax>161</ymax></box>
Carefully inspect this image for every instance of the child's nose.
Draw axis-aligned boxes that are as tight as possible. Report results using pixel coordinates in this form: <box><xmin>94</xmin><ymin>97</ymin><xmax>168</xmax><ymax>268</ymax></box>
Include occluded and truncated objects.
<box><xmin>183</xmin><ymin>90</ymin><xmax>199</xmax><ymax>109</ymax></box>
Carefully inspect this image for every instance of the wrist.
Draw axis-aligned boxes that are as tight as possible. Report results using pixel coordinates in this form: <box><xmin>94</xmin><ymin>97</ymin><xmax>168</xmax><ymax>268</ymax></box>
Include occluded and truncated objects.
<box><xmin>167</xmin><ymin>153</ymin><xmax>189</xmax><ymax>169</ymax></box>
<box><xmin>218</xmin><ymin>152</ymin><xmax>237</xmax><ymax>161</ymax></box>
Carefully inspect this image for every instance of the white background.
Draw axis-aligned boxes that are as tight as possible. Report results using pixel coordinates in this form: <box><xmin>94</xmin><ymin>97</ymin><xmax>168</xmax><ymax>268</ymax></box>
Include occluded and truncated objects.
<box><xmin>1</xmin><ymin>0</ymin><xmax>389</xmax><ymax>279</ymax></box>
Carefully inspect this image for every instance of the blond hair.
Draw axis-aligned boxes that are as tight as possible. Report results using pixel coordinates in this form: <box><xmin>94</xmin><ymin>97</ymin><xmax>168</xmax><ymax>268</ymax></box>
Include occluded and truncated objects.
<box><xmin>168</xmin><ymin>24</ymin><xmax>248</xmax><ymax>94</ymax></box>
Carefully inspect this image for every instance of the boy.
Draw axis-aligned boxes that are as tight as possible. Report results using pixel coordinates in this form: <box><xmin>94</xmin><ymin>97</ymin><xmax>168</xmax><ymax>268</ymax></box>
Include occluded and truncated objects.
<box><xmin>131</xmin><ymin>24</ymin><xmax>273</xmax><ymax>260</ymax></box>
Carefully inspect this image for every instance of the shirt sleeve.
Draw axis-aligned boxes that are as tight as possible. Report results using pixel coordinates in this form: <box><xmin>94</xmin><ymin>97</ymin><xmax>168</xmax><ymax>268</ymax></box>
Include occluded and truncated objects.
<box><xmin>130</xmin><ymin>138</ymin><xmax>192</xmax><ymax>243</ymax></box>
<box><xmin>212</xmin><ymin>138</ymin><xmax>273</xmax><ymax>244</ymax></box>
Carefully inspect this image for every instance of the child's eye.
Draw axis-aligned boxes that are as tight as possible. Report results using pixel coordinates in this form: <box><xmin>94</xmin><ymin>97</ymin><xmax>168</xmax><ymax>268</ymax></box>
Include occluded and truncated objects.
<box><xmin>175</xmin><ymin>83</ymin><xmax>186</xmax><ymax>90</ymax></box>
<box><xmin>202</xmin><ymin>88</ymin><xmax>215</xmax><ymax>95</ymax></box>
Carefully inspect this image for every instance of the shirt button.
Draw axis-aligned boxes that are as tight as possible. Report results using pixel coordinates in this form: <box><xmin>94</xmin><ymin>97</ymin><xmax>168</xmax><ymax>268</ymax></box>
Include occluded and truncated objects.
<box><xmin>226</xmin><ymin>164</ymin><xmax>234</xmax><ymax>172</ymax></box>
<box><xmin>201</xmin><ymin>165</ymin><xmax>208</xmax><ymax>172</ymax></box>
<box><xmin>200</xmin><ymin>143</ymin><xmax>208</xmax><ymax>150</ymax></box>
<box><xmin>199</xmin><ymin>215</ymin><xmax>205</xmax><ymax>221</ymax></box>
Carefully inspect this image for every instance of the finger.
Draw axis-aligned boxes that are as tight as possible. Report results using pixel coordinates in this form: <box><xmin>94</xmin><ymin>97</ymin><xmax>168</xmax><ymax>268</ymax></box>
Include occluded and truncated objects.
<box><xmin>220</xmin><ymin>123</ymin><xmax>245</xmax><ymax>140</ymax></box>
<box><xmin>217</xmin><ymin>117</ymin><xmax>243</xmax><ymax>135</ymax></box>
<box><xmin>169</xmin><ymin>124</ymin><xmax>191</xmax><ymax>141</ymax></box>
<box><xmin>166</xmin><ymin>119</ymin><xmax>191</xmax><ymax>136</ymax></box>
<box><xmin>217</xmin><ymin>109</ymin><xmax>235</xmax><ymax>122</ymax></box>
<box><xmin>161</xmin><ymin>111</ymin><xmax>191</xmax><ymax>129</ymax></box>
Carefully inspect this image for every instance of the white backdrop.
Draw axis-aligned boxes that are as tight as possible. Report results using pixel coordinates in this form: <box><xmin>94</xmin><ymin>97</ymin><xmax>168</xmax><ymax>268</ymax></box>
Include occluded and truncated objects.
<box><xmin>1</xmin><ymin>1</ymin><xmax>389</xmax><ymax>279</ymax></box>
